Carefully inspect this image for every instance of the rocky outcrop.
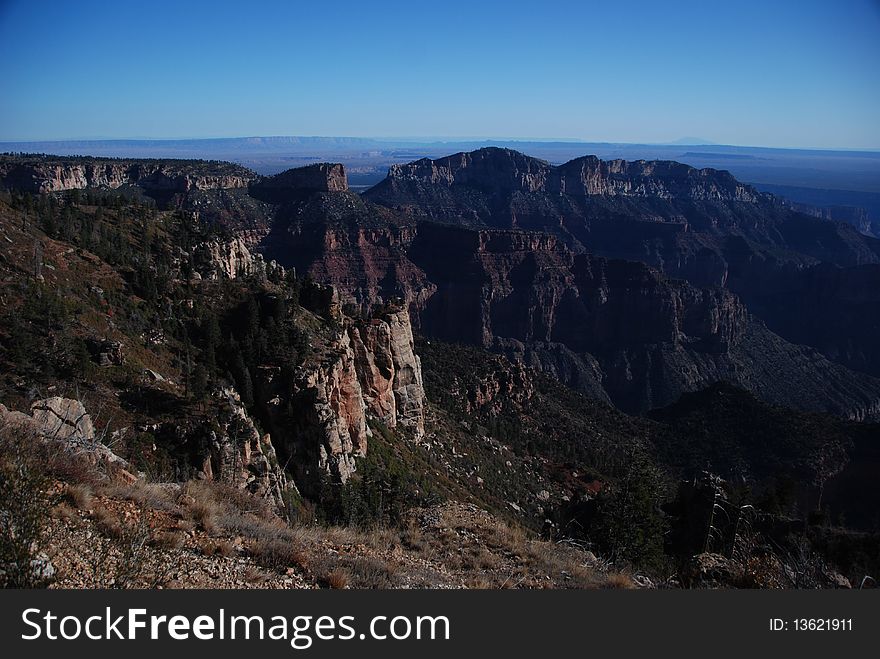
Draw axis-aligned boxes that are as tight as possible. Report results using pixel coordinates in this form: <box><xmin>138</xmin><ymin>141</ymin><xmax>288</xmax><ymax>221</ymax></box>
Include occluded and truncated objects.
<box><xmin>200</xmin><ymin>388</ymin><xmax>291</xmax><ymax>505</ymax></box>
<box><xmin>0</xmin><ymin>156</ymin><xmax>254</xmax><ymax>194</ymax></box>
<box><xmin>28</xmin><ymin>397</ymin><xmax>96</xmax><ymax>441</ymax></box>
<box><xmin>349</xmin><ymin>307</ymin><xmax>426</xmax><ymax>436</ymax></box>
<box><xmin>305</xmin><ymin>328</ymin><xmax>370</xmax><ymax>483</ymax></box>
<box><xmin>195</xmin><ymin>236</ymin><xmax>265</xmax><ymax>280</ymax></box>
<box><xmin>250</xmin><ymin>299</ymin><xmax>426</xmax><ymax>496</ymax></box>
<box><xmin>252</xmin><ymin>303</ymin><xmax>369</xmax><ymax>493</ymax></box>
<box><xmin>250</xmin><ymin>163</ymin><xmax>349</xmax><ymax>203</ymax></box>
<box><xmin>0</xmin><ymin>398</ymin><xmax>133</xmax><ymax>481</ymax></box>
<box><xmin>281</xmin><ymin>329</ymin><xmax>370</xmax><ymax>488</ymax></box>
<box><xmin>377</xmin><ymin>147</ymin><xmax>758</xmax><ymax>202</ymax></box>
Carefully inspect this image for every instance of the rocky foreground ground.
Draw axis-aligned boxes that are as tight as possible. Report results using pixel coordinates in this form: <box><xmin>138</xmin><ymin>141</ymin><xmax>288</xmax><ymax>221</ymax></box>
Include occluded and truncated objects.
<box><xmin>43</xmin><ymin>482</ymin><xmax>629</xmax><ymax>590</ymax></box>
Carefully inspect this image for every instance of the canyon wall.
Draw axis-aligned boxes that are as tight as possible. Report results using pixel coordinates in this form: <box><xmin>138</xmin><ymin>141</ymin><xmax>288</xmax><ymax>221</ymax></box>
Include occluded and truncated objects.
<box><xmin>377</xmin><ymin>147</ymin><xmax>759</xmax><ymax>202</ymax></box>
<box><xmin>0</xmin><ymin>157</ymin><xmax>254</xmax><ymax>194</ymax></box>
<box><xmin>254</xmin><ymin>297</ymin><xmax>426</xmax><ymax>495</ymax></box>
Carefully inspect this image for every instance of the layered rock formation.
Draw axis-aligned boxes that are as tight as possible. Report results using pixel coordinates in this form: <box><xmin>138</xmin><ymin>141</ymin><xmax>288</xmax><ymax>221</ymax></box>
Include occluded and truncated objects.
<box><xmin>376</xmin><ymin>147</ymin><xmax>758</xmax><ymax>202</ymax></box>
<box><xmin>256</xmin><ymin>157</ymin><xmax>880</xmax><ymax>419</ymax></box>
<box><xmin>199</xmin><ymin>387</ymin><xmax>291</xmax><ymax>504</ymax></box>
<box><xmin>364</xmin><ymin>147</ymin><xmax>880</xmax><ymax>386</ymax></box>
<box><xmin>349</xmin><ymin>307</ymin><xmax>426</xmax><ymax>436</ymax></box>
<box><xmin>0</xmin><ymin>155</ymin><xmax>254</xmax><ymax>194</ymax></box>
<box><xmin>254</xmin><ymin>297</ymin><xmax>426</xmax><ymax>495</ymax></box>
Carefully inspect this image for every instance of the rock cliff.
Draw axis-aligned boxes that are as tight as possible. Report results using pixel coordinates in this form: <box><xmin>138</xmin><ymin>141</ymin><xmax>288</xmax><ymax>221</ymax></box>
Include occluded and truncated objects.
<box><xmin>197</xmin><ymin>387</ymin><xmax>292</xmax><ymax>505</ymax></box>
<box><xmin>254</xmin><ymin>297</ymin><xmax>426</xmax><ymax>496</ymax></box>
<box><xmin>250</xmin><ymin>163</ymin><xmax>349</xmax><ymax>203</ymax></box>
<box><xmin>349</xmin><ymin>307</ymin><xmax>426</xmax><ymax>436</ymax></box>
<box><xmin>0</xmin><ymin>155</ymin><xmax>254</xmax><ymax>194</ymax></box>
<box><xmin>376</xmin><ymin>147</ymin><xmax>758</xmax><ymax>202</ymax></box>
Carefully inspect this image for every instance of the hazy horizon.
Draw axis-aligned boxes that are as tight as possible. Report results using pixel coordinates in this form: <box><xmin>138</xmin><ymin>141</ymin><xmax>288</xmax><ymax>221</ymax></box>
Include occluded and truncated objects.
<box><xmin>2</xmin><ymin>135</ymin><xmax>880</xmax><ymax>154</ymax></box>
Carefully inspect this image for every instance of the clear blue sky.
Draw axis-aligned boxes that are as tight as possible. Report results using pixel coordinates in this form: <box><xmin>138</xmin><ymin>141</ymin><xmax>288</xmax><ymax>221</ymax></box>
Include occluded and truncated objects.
<box><xmin>1</xmin><ymin>0</ymin><xmax>878</xmax><ymax>148</ymax></box>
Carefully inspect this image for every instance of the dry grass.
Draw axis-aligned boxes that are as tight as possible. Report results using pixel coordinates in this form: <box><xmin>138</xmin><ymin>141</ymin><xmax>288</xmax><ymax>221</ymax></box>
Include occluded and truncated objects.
<box><xmin>325</xmin><ymin>569</ymin><xmax>349</xmax><ymax>589</ymax></box>
<box><xmin>400</xmin><ymin>505</ymin><xmax>609</xmax><ymax>589</ymax></box>
<box><xmin>50</xmin><ymin>502</ymin><xmax>79</xmax><ymax>523</ymax></box>
<box><xmin>307</xmin><ymin>551</ymin><xmax>398</xmax><ymax>589</ymax></box>
<box><xmin>340</xmin><ymin>556</ymin><xmax>395</xmax><ymax>588</ymax></box>
<box><xmin>150</xmin><ymin>530</ymin><xmax>185</xmax><ymax>551</ymax></box>
<box><xmin>242</xmin><ymin>565</ymin><xmax>270</xmax><ymax>585</ymax></box>
<box><xmin>199</xmin><ymin>538</ymin><xmax>237</xmax><ymax>558</ymax></box>
<box><xmin>465</xmin><ymin>576</ymin><xmax>494</xmax><ymax>589</ymax></box>
<box><xmin>218</xmin><ymin>511</ymin><xmax>287</xmax><ymax>538</ymax></box>
<box><xmin>602</xmin><ymin>573</ymin><xmax>636</xmax><ymax>589</ymax></box>
<box><xmin>35</xmin><ymin>461</ymin><xmax>628</xmax><ymax>590</ymax></box>
<box><xmin>92</xmin><ymin>506</ymin><xmax>123</xmax><ymax>539</ymax></box>
<box><xmin>251</xmin><ymin>536</ymin><xmax>309</xmax><ymax>571</ymax></box>
<box><xmin>181</xmin><ymin>480</ymin><xmax>282</xmax><ymax>539</ymax></box>
<box><xmin>100</xmin><ymin>481</ymin><xmax>178</xmax><ymax>513</ymax></box>
<box><xmin>182</xmin><ymin>483</ymin><xmax>223</xmax><ymax>534</ymax></box>
<box><xmin>65</xmin><ymin>484</ymin><xmax>94</xmax><ymax>510</ymax></box>
<box><xmin>43</xmin><ymin>442</ymin><xmax>104</xmax><ymax>486</ymax></box>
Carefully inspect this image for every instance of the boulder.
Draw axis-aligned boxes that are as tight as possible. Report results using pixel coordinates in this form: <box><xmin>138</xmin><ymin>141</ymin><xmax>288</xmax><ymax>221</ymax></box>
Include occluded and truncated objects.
<box><xmin>29</xmin><ymin>397</ymin><xmax>94</xmax><ymax>441</ymax></box>
<box><xmin>681</xmin><ymin>552</ymin><xmax>744</xmax><ymax>588</ymax></box>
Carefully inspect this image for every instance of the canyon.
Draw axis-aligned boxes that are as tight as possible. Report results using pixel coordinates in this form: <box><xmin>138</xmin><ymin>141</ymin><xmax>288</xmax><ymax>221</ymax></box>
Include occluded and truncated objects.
<box><xmin>3</xmin><ymin>149</ymin><xmax>880</xmax><ymax>588</ymax></box>
<box><xmin>4</xmin><ymin>149</ymin><xmax>880</xmax><ymax>420</ymax></box>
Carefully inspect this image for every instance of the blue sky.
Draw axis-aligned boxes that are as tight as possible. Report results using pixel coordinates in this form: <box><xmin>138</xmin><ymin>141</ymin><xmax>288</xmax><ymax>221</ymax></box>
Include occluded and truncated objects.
<box><xmin>1</xmin><ymin>0</ymin><xmax>878</xmax><ymax>148</ymax></box>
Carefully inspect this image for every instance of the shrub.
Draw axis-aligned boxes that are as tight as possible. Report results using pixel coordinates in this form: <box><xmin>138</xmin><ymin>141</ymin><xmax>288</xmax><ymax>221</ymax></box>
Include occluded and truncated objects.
<box><xmin>325</xmin><ymin>568</ymin><xmax>349</xmax><ymax>589</ymax></box>
<box><xmin>0</xmin><ymin>427</ymin><xmax>51</xmax><ymax>587</ymax></box>
<box><xmin>250</xmin><ymin>537</ymin><xmax>308</xmax><ymax>571</ymax></box>
<box><xmin>588</xmin><ymin>451</ymin><xmax>669</xmax><ymax>572</ymax></box>
<box><xmin>65</xmin><ymin>484</ymin><xmax>93</xmax><ymax>510</ymax></box>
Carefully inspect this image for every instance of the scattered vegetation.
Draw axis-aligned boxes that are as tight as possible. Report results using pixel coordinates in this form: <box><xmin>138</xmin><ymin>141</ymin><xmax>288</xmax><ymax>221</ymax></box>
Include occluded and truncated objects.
<box><xmin>0</xmin><ymin>428</ymin><xmax>51</xmax><ymax>587</ymax></box>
